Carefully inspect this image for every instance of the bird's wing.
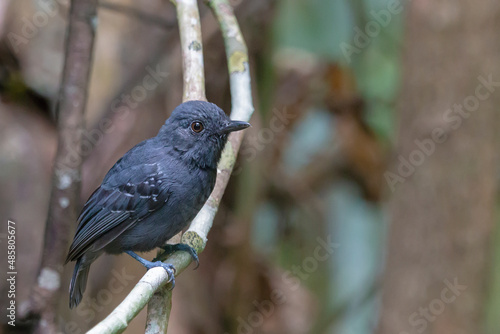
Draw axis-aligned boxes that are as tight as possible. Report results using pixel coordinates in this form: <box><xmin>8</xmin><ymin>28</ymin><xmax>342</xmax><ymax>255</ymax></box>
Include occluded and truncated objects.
<box><xmin>66</xmin><ymin>162</ymin><xmax>170</xmax><ymax>262</ymax></box>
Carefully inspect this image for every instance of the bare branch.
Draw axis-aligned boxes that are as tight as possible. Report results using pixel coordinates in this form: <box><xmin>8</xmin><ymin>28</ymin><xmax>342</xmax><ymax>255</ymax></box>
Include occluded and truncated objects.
<box><xmin>17</xmin><ymin>0</ymin><xmax>97</xmax><ymax>332</ymax></box>
<box><xmin>173</xmin><ymin>0</ymin><xmax>206</xmax><ymax>102</ymax></box>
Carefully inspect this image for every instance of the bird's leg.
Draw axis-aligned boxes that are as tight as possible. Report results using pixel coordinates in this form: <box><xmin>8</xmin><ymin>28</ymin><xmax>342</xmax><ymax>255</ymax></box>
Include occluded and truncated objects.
<box><xmin>153</xmin><ymin>243</ymin><xmax>199</xmax><ymax>269</ymax></box>
<box><xmin>125</xmin><ymin>251</ymin><xmax>176</xmax><ymax>288</ymax></box>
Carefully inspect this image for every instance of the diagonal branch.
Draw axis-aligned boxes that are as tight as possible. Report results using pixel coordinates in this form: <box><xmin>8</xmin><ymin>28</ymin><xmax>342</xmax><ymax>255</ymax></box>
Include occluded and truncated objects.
<box><xmin>17</xmin><ymin>0</ymin><xmax>97</xmax><ymax>332</ymax></box>
<box><xmin>88</xmin><ymin>0</ymin><xmax>253</xmax><ymax>333</ymax></box>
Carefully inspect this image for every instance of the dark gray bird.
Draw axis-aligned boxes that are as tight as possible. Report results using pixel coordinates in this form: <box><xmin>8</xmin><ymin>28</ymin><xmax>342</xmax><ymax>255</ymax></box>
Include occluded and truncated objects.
<box><xmin>66</xmin><ymin>100</ymin><xmax>249</xmax><ymax>308</ymax></box>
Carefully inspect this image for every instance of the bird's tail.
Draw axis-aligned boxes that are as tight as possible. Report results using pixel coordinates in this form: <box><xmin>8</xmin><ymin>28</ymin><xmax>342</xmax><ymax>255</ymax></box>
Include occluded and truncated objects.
<box><xmin>69</xmin><ymin>257</ymin><xmax>90</xmax><ymax>309</ymax></box>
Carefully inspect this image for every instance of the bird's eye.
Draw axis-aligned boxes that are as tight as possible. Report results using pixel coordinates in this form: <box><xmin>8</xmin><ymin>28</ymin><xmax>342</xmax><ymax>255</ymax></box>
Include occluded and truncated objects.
<box><xmin>191</xmin><ymin>121</ymin><xmax>204</xmax><ymax>133</ymax></box>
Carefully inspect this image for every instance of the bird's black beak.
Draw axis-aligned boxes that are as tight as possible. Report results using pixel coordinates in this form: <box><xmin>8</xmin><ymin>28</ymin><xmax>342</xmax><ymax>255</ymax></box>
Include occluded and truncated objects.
<box><xmin>220</xmin><ymin>120</ymin><xmax>250</xmax><ymax>134</ymax></box>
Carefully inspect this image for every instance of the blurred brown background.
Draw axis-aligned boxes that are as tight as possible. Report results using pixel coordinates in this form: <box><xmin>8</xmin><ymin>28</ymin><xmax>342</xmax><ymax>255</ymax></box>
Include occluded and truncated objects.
<box><xmin>1</xmin><ymin>0</ymin><xmax>500</xmax><ymax>333</ymax></box>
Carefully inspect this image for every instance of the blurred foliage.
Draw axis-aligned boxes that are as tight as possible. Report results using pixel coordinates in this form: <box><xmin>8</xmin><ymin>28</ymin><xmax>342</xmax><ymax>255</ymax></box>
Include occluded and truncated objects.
<box><xmin>274</xmin><ymin>0</ymin><xmax>403</xmax><ymax>141</ymax></box>
<box><xmin>249</xmin><ymin>0</ymin><xmax>404</xmax><ymax>332</ymax></box>
<box><xmin>274</xmin><ymin>0</ymin><xmax>353</xmax><ymax>60</ymax></box>
<box><xmin>282</xmin><ymin>109</ymin><xmax>333</xmax><ymax>173</ymax></box>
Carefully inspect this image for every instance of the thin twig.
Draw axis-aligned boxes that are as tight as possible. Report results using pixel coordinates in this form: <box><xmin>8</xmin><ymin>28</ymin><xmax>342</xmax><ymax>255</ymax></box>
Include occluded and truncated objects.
<box><xmin>17</xmin><ymin>0</ymin><xmax>97</xmax><ymax>332</ymax></box>
<box><xmin>173</xmin><ymin>0</ymin><xmax>206</xmax><ymax>101</ymax></box>
<box><xmin>88</xmin><ymin>0</ymin><xmax>253</xmax><ymax>332</ymax></box>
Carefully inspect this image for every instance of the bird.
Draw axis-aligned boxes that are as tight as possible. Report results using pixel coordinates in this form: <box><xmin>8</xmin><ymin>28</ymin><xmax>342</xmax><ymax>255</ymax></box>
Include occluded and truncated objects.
<box><xmin>65</xmin><ymin>100</ymin><xmax>250</xmax><ymax>308</ymax></box>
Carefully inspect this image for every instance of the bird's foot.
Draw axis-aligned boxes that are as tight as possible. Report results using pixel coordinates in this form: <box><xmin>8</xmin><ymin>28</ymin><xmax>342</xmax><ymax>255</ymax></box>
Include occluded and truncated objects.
<box><xmin>126</xmin><ymin>251</ymin><xmax>176</xmax><ymax>289</ymax></box>
<box><xmin>154</xmin><ymin>243</ymin><xmax>199</xmax><ymax>269</ymax></box>
<box><xmin>145</xmin><ymin>261</ymin><xmax>176</xmax><ymax>288</ymax></box>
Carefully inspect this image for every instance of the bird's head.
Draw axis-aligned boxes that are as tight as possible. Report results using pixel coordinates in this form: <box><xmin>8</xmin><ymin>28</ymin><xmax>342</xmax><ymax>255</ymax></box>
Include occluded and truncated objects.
<box><xmin>159</xmin><ymin>100</ymin><xmax>250</xmax><ymax>170</ymax></box>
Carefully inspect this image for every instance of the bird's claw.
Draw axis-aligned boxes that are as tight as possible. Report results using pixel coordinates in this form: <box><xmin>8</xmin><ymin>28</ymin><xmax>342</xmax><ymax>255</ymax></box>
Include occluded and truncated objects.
<box><xmin>146</xmin><ymin>261</ymin><xmax>176</xmax><ymax>288</ymax></box>
<box><xmin>189</xmin><ymin>252</ymin><xmax>200</xmax><ymax>270</ymax></box>
<box><xmin>156</xmin><ymin>243</ymin><xmax>200</xmax><ymax>269</ymax></box>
